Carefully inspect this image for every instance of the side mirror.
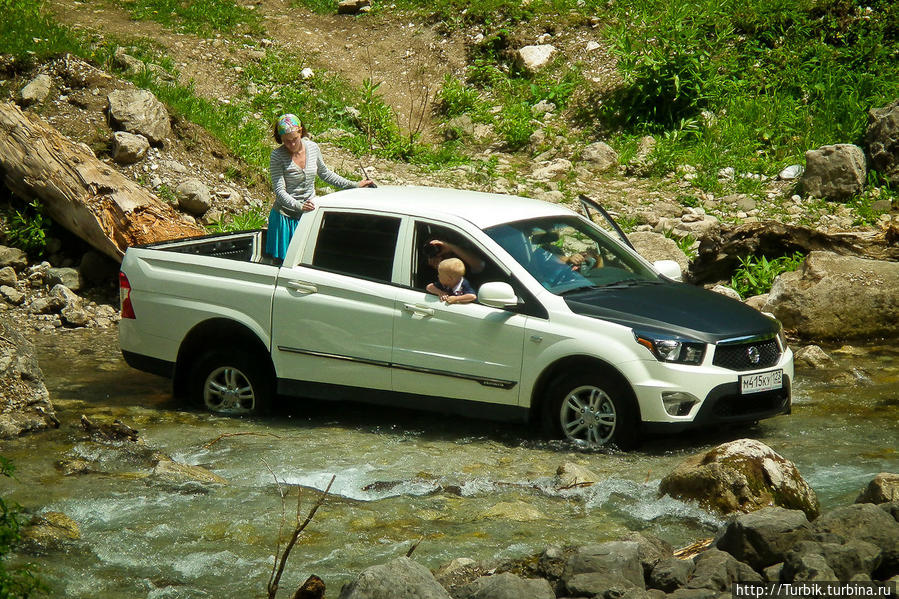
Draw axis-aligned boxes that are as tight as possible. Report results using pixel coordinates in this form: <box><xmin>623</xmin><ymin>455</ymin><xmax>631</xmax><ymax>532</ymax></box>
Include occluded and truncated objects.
<box><xmin>653</xmin><ymin>259</ymin><xmax>683</xmax><ymax>282</ymax></box>
<box><xmin>478</xmin><ymin>282</ymin><xmax>520</xmax><ymax>308</ymax></box>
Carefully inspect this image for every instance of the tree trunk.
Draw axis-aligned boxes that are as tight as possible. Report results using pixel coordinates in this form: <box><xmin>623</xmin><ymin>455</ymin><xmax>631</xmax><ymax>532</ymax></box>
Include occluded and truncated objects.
<box><xmin>0</xmin><ymin>101</ymin><xmax>204</xmax><ymax>262</ymax></box>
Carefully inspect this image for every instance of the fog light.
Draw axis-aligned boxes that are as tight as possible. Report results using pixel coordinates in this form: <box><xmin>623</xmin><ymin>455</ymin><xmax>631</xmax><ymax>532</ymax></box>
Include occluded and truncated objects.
<box><xmin>662</xmin><ymin>392</ymin><xmax>699</xmax><ymax>417</ymax></box>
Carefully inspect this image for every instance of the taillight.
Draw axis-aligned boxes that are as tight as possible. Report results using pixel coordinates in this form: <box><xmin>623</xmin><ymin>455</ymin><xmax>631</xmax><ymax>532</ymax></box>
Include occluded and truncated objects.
<box><xmin>119</xmin><ymin>272</ymin><xmax>136</xmax><ymax>319</ymax></box>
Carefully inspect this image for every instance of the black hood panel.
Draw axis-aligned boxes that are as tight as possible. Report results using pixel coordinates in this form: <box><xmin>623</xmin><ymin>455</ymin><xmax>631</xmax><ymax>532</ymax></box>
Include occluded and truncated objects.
<box><xmin>564</xmin><ymin>282</ymin><xmax>778</xmax><ymax>343</ymax></box>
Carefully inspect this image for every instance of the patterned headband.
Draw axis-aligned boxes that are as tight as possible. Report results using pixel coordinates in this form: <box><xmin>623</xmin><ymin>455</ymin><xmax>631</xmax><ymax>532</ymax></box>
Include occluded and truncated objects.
<box><xmin>277</xmin><ymin>114</ymin><xmax>302</xmax><ymax>136</ymax></box>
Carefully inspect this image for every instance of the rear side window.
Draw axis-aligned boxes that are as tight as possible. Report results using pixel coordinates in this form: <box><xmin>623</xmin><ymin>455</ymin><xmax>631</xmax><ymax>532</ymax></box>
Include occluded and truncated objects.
<box><xmin>310</xmin><ymin>212</ymin><xmax>401</xmax><ymax>283</ymax></box>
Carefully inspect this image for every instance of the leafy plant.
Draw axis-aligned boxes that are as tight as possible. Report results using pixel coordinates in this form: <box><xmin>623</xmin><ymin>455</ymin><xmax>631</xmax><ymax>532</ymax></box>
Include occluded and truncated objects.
<box><xmin>437</xmin><ymin>74</ymin><xmax>484</xmax><ymax>118</ymax></box>
<box><xmin>4</xmin><ymin>201</ymin><xmax>51</xmax><ymax>257</ymax></box>
<box><xmin>207</xmin><ymin>205</ymin><xmax>268</xmax><ymax>233</ymax></box>
<box><xmin>730</xmin><ymin>252</ymin><xmax>805</xmax><ymax>298</ymax></box>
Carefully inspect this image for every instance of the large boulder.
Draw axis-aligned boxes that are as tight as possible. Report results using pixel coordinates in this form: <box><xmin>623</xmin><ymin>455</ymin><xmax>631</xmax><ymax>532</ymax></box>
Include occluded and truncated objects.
<box><xmin>811</xmin><ymin>503</ymin><xmax>899</xmax><ymax>577</ymax></box>
<box><xmin>658</xmin><ymin>439</ymin><xmax>820</xmax><ymax>519</ymax></box>
<box><xmin>764</xmin><ymin>251</ymin><xmax>899</xmax><ymax>340</ymax></box>
<box><xmin>865</xmin><ymin>99</ymin><xmax>899</xmax><ymax>185</ymax></box>
<box><xmin>714</xmin><ymin>507</ymin><xmax>812</xmax><ymax>570</ymax></box>
<box><xmin>628</xmin><ymin>231</ymin><xmax>690</xmax><ymax>274</ymax></box>
<box><xmin>454</xmin><ymin>572</ymin><xmax>555</xmax><ymax>599</ymax></box>
<box><xmin>0</xmin><ymin>315</ymin><xmax>57</xmax><ymax>438</ymax></box>
<box><xmin>687</xmin><ymin>548</ymin><xmax>761</xmax><ymax>591</ymax></box>
<box><xmin>800</xmin><ymin>144</ymin><xmax>866</xmax><ymax>201</ymax></box>
<box><xmin>581</xmin><ymin>141</ymin><xmax>619</xmax><ymax>173</ymax></box>
<box><xmin>781</xmin><ymin>540</ymin><xmax>882</xmax><ymax>582</ymax></box>
<box><xmin>337</xmin><ymin>557</ymin><xmax>451</xmax><ymax>599</ymax></box>
<box><xmin>107</xmin><ymin>88</ymin><xmax>171</xmax><ymax>144</ymax></box>
<box><xmin>856</xmin><ymin>473</ymin><xmax>899</xmax><ymax>505</ymax></box>
<box><xmin>563</xmin><ymin>541</ymin><xmax>646</xmax><ymax>595</ymax></box>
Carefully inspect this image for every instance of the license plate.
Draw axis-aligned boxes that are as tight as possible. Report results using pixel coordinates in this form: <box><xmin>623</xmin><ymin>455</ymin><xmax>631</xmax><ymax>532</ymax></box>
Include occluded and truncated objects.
<box><xmin>740</xmin><ymin>369</ymin><xmax>783</xmax><ymax>395</ymax></box>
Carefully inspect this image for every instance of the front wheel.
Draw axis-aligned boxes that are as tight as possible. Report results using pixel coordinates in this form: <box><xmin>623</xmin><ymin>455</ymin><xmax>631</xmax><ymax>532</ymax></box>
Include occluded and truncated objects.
<box><xmin>190</xmin><ymin>350</ymin><xmax>272</xmax><ymax>416</ymax></box>
<box><xmin>544</xmin><ymin>374</ymin><xmax>638</xmax><ymax>449</ymax></box>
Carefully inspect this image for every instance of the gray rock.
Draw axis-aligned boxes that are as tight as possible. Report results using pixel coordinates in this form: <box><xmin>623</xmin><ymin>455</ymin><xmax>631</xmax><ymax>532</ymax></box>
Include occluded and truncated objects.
<box><xmin>764</xmin><ymin>251</ymin><xmax>899</xmax><ymax>340</ymax></box>
<box><xmin>812</xmin><ymin>503</ymin><xmax>899</xmax><ymax>577</ymax></box>
<box><xmin>714</xmin><ymin>507</ymin><xmax>812</xmax><ymax>570</ymax></box>
<box><xmin>79</xmin><ymin>250</ymin><xmax>120</xmax><ymax>287</ymax></box>
<box><xmin>793</xmin><ymin>345</ymin><xmax>836</xmax><ymax>369</ymax></box>
<box><xmin>778</xmin><ymin>165</ymin><xmax>804</xmax><ymax>180</ymax></box>
<box><xmin>0</xmin><ymin>246</ymin><xmax>28</xmax><ymax>270</ymax></box>
<box><xmin>111</xmin><ymin>131</ymin><xmax>150</xmax><ymax>164</ymax></box>
<box><xmin>532</xmin><ymin>99</ymin><xmax>556</xmax><ymax>116</ymax></box>
<box><xmin>564</xmin><ymin>541</ymin><xmax>645</xmax><ymax>589</ymax></box>
<box><xmin>688</xmin><ymin>548</ymin><xmax>761</xmax><ymax>591</ymax></box>
<box><xmin>18</xmin><ymin>73</ymin><xmax>52</xmax><ymax>106</ymax></box>
<box><xmin>880</xmin><ymin>502</ymin><xmax>899</xmax><ymax>523</ymax></box>
<box><xmin>659</xmin><ymin>439</ymin><xmax>820</xmax><ymax>519</ymax></box>
<box><xmin>537</xmin><ymin>545</ymin><xmax>567</xmax><ymax>581</ymax></box>
<box><xmin>649</xmin><ymin>557</ymin><xmax>694</xmax><ymax>592</ymax></box>
<box><xmin>566</xmin><ymin>571</ymin><xmax>639</xmax><ymax>598</ymax></box>
<box><xmin>763</xmin><ymin>563</ymin><xmax>783</xmax><ymax>582</ymax></box>
<box><xmin>47</xmin><ymin>267</ymin><xmax>81</xmax><ymax>291</ymax></box>
<box><xmin>531</xmin><ymin>158</ymin><xmax>572</xmax><ymax>181</ymax></box>
<box><xmin>668</xmin><ymin>589</ymin><xmax>719</xmax><ymax>599</ymax></box>
<box><xmin>454</xmin><ymin>572</ymin><xmax>554</xmax><ymax>599</ymax></box>
<box><xmin>620</xmin><ymin>531</ymin><xmax>675</xmax><ymax>578</ymax></box>
<box><xmin>865</xmin><ymin>99</ymin><xmax>899</xmax><ymax>185</ymax></box>
<box><xmin>443</xmin><ymin>114</ymin><xmax>475</xmax><ymax>140</ymax></box>
<box><xmin>337</xmin><ymin>0</ymin><xmax>371</xmax><ymax>14</ymax></box>
<box><xmin>176</xmin><ymin>179</ymin><xmax>212</xmax><ymax>216</ymax></box>
<box><xmin>337</xmin><ymin>556</ymin><xmax>451</xmax><ymax>599</ymax></box>
<box><xmin>782</xmin><ymin>551</ymin><xmax>837</xmax><ymax>583</ymax></box>
<box><xmin>60</xmin><ymin>306</ymin><xmax>90</xmax><ymax>328</ymax></box>
<box><xmin>0</xmin><ymin>267</ymin><xmax>16</xmax><ymax>287</ymax></box>
<box><xmin>19</xmin><ymin>511</ymin><xmax>80</xmax><ymax>554</ymax></box>
<box><xmin>107</xmin><ymin>88</ymin><xmax>171</xmax><ymax>144</ymax></box>
<box><xmin>711</xmin><ymin>284</ymin><xmax>742</xmax><ymax>301</ymax></box>
<box><xmin>856</xmin><ymin>473</ymin><xmax>899</xmax><ymax>505</ymax></box>
<box><xmin>0</xmin><ymin>315</ymin><xmax>56</xmax><ymax>439</ymax></box>
<box><xmin>49</xmin><ymin>284</ymin><xmax>82</xmax><ymax>309</ymax></box>
<box><xmin>0</xmin><ymin>286</ymin><xmax>24</xmax><ymax>306</ymax></box>
<box><xmin>516</xmin><ymin>45</ymin><xmax>556</xmax><ymax>72</ymax></box>
<box><xmin>581</xmin><ymin>141</ymin><xmax>619</xmax><ymax>173</ymax></box>
<box><xmin>801</xmin><ymin>144</ymin><xmax>866</xmax><ymax>201</ymax></box>
<box><xmin>627</xmin><ymin>231</ymin><xmax>690</xmax><ymax>273</ymax></box>
<box><xmin>555</xmin><ymin>461</ymin><xmax>601</xmax><ymax>488</ymax></box>
<box><xmin>28</xmin><ymin>295</ymin><xmax>65</xmax><ymax>315</ymax></box>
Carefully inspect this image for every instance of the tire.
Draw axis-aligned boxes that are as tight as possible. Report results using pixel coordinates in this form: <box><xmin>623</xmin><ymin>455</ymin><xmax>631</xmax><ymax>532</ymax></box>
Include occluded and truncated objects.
<box><xmin>190</xmin><ymin>349</ymin><xmax>273</xmax><ymax>416</ymax></box>
<box><xmin>543</xmin><ymin>373</ymin><xmax>638</xmax><ymax>449</ymax></box>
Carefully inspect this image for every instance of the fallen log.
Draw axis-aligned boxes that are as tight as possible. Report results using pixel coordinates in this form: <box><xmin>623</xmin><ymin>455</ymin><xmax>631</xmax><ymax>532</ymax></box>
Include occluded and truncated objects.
<box><xmin>0</xmin><ymin>101</ymin><xmax>204</xmax><ymax>262</ymax></box>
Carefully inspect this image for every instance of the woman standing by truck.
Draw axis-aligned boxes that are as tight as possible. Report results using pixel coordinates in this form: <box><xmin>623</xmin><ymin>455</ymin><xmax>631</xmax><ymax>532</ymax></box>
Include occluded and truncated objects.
<box><xmin>267</xmin><ymin>113</ymin><xmax>373</xmax><ymax>262</ymax></box>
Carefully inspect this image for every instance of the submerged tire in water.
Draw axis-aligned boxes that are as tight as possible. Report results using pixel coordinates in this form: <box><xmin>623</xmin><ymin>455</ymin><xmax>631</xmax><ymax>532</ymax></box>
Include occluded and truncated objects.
<box><xmin>190</xmin><ymin>350</ymin><xmax>272</xmax><ymax>416</ymax></box>
<box><xmin>545</xmin><ymin>373</ymin><xmax>638</xmax><ymax>449</ymax></box>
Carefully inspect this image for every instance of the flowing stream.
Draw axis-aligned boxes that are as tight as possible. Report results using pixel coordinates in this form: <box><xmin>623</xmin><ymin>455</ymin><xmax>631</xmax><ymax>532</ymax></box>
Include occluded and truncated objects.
<box><xmin>2</xmin><ymin>327</ymin><xmax>898</xmax><ymax>598</ymax></box>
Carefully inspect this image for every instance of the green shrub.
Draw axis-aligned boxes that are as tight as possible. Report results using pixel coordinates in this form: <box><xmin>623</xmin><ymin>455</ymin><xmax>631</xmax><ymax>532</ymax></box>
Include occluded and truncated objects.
<box><xmin>730</xmin><ymin>252</ymin><xmax>805</xmax><ymax>298</ymax></box>
<box><xmin>437</xmin><ymin>74</ymin><xmax>484</xmax><ymax>118</ymax></box>
<box><xmin>3</xmin><ymin>201</ymin><xmax>50</xmax><ymax>257</ymax></box>
<box><xmin>207</xmin><ymin>205</ymin><xmax>268</xmax><ymax>233</ymax></box>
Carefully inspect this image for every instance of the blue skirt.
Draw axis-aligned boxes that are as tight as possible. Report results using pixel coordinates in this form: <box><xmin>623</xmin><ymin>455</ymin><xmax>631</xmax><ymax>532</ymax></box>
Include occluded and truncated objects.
<box><xmin>265</xmin><ymin>208</ymin><xmax>300</xmax><ymax>260</ymax></box>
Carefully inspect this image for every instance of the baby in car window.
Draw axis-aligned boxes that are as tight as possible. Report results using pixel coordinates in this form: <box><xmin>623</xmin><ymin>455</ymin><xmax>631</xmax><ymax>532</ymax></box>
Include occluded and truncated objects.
<box><xmin>426</xmin><ymin>258</ymin><xmax>477</xmax><ymax>304</ymax></box>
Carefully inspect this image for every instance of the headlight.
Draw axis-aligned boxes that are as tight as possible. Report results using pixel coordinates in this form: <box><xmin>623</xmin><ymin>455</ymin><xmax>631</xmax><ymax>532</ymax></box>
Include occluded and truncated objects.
<box><xmin>634</xmin><ymin>332</ymin><xmax>706</xmax><ymax>365</ymax></box>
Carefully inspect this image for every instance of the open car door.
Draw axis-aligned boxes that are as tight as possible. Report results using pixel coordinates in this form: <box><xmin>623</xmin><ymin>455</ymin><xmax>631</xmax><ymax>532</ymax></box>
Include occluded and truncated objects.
<box><xmin>578</xmin><ymin>193</ymin><xmax>636</xmax><ymax>251</ymax></box>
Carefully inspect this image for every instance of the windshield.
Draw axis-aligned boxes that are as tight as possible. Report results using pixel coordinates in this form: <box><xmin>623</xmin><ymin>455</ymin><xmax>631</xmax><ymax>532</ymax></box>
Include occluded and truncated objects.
<box><xmin>485</xmin><ymin>216</ymin><xmax>659</xmax><ymax>294</ymax></box>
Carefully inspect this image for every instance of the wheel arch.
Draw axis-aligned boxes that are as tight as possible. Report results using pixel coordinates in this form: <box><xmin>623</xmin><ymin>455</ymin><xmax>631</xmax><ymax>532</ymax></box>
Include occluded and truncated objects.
<box><xmin>528</xmin><ymin>355</ymin><xmax>641</xmax><ymax>426</ymax></box>
<box><xmin>173</xmin><ymin>318</ymin><xmax>274</xmax><ymax>399</ymax></box>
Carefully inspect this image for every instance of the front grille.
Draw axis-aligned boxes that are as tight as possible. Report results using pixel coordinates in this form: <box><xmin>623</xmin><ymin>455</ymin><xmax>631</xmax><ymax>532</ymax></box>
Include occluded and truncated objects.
<box><xmin>712</xmin><ymin>338</ymin><xmax>781</xmax><ymax>371</ymax></box>
<box><xmin>711</xmin><ymin>387</ymin><xmax>790</xmax><ymax>419</ymax></box>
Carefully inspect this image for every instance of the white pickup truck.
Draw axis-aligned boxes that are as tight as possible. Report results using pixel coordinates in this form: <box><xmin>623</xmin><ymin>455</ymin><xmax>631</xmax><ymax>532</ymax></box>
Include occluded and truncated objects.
<box><xmin>119</xmin><ymin>185</ymin><xmax>793</xmax><ymax>448</ymax></box>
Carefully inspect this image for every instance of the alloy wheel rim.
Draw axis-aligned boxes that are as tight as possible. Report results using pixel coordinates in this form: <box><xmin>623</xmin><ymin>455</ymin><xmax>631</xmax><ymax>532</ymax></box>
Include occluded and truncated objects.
<box><xmin>204</xmin><ymin>366</ymin><xmax>255</xmax><ymax>414</ymax></box>
<box><xmin>559</xmin><ymin>385</ymin><xmax>616</xmax><ymax>445</ymax></box>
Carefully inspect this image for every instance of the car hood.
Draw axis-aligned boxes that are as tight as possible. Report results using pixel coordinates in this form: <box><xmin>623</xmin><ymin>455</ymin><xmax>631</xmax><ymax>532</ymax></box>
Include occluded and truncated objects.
<box><xmin>564</xmin><ymin>281</ymin><xmax>779</xmax><ymax>344</ymax></box>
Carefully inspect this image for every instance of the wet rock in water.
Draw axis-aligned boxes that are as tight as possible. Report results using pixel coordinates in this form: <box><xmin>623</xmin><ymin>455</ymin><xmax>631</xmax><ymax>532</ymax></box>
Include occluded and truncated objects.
<box><xmin>0</xmin><ymin>315</ymin><xmax>56</xmax><ymax>438</ymax></box>
<box><xmin>80</xmin><ymin>414</ymin><xmax>140</xmax><ymax>442</ymax></box>
<box><xmin>55</xmin><ymin>458</ymin><xmax>94</xmax><ymax>476</ymax></box>
<box><xmin>764</xmin><ymin>251</ymin><xmax>899</xmax><ymax>340</ymax></box>
<box><xmin>433</xmin><ymin>557</ymin><xmax>481</xmax><ymax>589</ymax></box>
<box><xmin>555</xmin><ymin>461</ymin><xmax>601</xmax><ymax>488</ymax></box>
<box><xmin>713</xmin><ymin>506</ymin><xmax>812</xmax><ymax>570</ymax></box>
<box><xmin>793</xmin><ymin>345</ymin><xmax>836</xmax><ymax>369</ymax></box>
<box><xmin>479</xmin><ymin>500</ymin><xmax>543</xmax><ymax>521</ymax></box>
<box><xmin>658</xmin><ymin>439</ymin><xmax>820</xmax><ymax>519</ymax></box>
<box><xmin>337</xmin><ymin>556</ymin><xmax>451</xmax><ymax>599</ymax></box>
<box><xmin>152</xmin><ymin>455</ymin><xmax>227</xmax><ymax>485</ymax></box>
<box><xmin>454</xmin><ymin>571</ymin><xmax>555</xmax><ymax>599</ymax></box>
<box><xmin>295</xmin><ymin>574</ymin><xmax>326</xmax><ymax>599</ymax></box>
<box><xmin>620</xmin><ymin>531</ymin><xmax>675</xmax><ymax>578</ymax></box>
<box><xmin>20</xmin><ymin>511</ymin><xmax>80</xmax><ymax>554</ymax></box>
<box><xmin>856</xmin><ymin>473</ymin><xmax>899</xmax><ymax>505</ymax></box>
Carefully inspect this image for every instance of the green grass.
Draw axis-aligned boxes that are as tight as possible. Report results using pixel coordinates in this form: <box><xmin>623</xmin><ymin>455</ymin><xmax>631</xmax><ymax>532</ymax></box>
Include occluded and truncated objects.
<box><xmin>122</xmin><ymin>0</ymin><xmax>262</xmax><ymax>36</ymax></box>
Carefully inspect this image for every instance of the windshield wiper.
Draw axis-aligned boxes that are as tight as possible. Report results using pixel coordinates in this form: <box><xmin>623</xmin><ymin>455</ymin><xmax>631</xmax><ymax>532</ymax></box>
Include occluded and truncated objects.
<box><xmin>558</xmin><ymin>285</ymin><xmax>599</xmax><ymax>296</ymax></box>
<box><xmin>598</xmin><ymin>279</ymin><xmax>663</xmax><ymax>289</ymax></box>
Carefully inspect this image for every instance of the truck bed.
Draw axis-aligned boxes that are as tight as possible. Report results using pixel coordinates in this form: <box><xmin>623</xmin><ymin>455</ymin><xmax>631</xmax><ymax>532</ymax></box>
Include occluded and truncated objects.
<box><xmin>142</xmin><ymin>229</ymin><xmax>270</xmax><ymax>264</ymax></box>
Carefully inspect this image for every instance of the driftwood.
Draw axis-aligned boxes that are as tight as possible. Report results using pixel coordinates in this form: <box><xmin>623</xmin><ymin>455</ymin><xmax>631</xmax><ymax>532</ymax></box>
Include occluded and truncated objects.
<box><xmin>0</xmin><ymin>102</ymin><xmax>204</xmax><ymax>262</ymax></box>
<box><xmin>691</xmin><ymin>221</ymin><xmax>899</xmax><ymax>283</ymax></box>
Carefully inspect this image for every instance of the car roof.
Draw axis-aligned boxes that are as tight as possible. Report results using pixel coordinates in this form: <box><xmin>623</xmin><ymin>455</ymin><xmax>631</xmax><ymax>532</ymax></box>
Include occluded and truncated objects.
<box><xmin>317</xmin><ymin>185</ymin><xmax>577</xmax><ymax>229</ymax></box>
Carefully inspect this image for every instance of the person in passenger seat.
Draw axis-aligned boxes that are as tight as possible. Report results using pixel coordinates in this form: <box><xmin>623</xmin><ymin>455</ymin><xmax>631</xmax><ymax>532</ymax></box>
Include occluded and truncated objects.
<box><xmin>426</xmin><ymin>258</ymin><xmax>477</xmax><ymax>304</ymax></box>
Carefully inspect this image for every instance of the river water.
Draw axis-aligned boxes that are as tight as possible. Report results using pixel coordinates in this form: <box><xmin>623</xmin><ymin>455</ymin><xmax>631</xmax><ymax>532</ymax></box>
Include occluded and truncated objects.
<box><xmin>2</xmin><ymin>328</ymin><xmax>898</xmax><ymax>598</ymax></box>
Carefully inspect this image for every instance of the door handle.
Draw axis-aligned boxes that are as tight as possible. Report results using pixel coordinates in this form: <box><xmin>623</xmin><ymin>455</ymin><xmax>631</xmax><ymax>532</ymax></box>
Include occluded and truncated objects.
<box><xmin>403</xmin><ymin>303</ymin><xmax>435</xmax><ymax>317</ymax></box>
<box><xmin>285</xmin><ymin>281</ymin><xmax>318</xmax><ymax>294</ymax></box>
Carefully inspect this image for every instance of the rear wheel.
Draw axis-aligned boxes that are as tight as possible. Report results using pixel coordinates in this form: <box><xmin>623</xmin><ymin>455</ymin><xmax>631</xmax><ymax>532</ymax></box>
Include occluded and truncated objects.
<box><xmin>544</xmin><ymin>373</ymin><xmax>638</xmax><ymax>449</ymax></box>
<box><xmin>190</xmin><ymin>349</ymin><xmax>272</xmax><ymax>416</ymax></box>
